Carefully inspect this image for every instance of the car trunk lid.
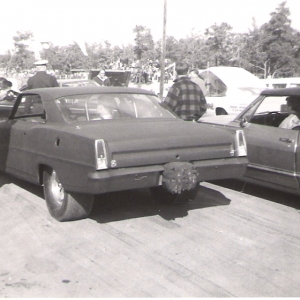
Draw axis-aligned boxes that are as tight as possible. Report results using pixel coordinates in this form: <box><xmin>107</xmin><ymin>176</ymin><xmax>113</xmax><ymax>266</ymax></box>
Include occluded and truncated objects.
<box><xmin>64</xmin><ymin>119</ymin><xmax>235</xmax><ymax>168</ymax></box>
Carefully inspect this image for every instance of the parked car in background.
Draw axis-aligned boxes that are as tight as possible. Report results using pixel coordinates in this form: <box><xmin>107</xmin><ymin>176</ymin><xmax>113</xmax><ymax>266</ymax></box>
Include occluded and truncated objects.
<box><xmin>128</xmin><ymin>80</ymin><xmax>171</xmax><ymax>100</ymax></box>
<box><xmin>58</xmin><ymin>79</ymin><xmax>100</xmax><ymax>87</ymax></box>
<box><xmin>88</xmin><ymin>69</ymin><xmax>131</xmax><ymax>87</ymax></box>
<box><xmin>199</xmin><ymin>67</ymin><xmax>265</xmax><ymax>116</ymax></box>
<box><xmin>0</xmin><ymin>79</ymin><xmax>101</xmax><ymax>120</ymax></box>
<box><xmin>0</xmin><ymin>86</ymin><xmax>248</xmax><ymax>221</ymax></box>
<box><xmin>199</xmin><ymin>87</ymin><xmax>300</xmax><ymax>196</ymax></box>
<box><xmin>261</xmin><ymin>77</ymin><xmax>300</xmax><ymax>89</ymax></box>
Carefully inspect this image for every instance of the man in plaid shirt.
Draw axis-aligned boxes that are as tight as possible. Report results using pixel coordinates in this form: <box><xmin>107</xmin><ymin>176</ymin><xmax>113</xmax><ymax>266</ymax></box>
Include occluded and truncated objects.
<box><xmin>164</xmin><ymin>62</ymin><xmax>207</xmax><ymax>121</ymax></box>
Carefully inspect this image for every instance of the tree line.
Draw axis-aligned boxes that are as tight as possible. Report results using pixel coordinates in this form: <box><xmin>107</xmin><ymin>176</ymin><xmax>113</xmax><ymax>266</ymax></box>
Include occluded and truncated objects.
<box><xmin>1</xmin><ymin>1</ymin><xmax>300</xmax><ymax>79</ymax></box>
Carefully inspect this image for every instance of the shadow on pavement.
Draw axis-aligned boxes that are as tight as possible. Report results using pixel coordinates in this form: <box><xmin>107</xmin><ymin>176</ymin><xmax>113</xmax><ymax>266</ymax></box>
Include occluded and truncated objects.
<box><xmin>211</xmin><ymin>179</ymin><xmax>300</xmax><ymax>210</ymax></box>
<box><xmin>0</xmin><ymin>173</ymin><xmax>44</xmax><ymax>199</ymax></box>
<box><xmin>90</xmin><ymin>184</ymin><xmax>231</xmax><ymax>224</ymax></box>
<box><xmin>0</xmin><ymin>173</ymin><xmax>232</xmax><ymax>223</ymax></box>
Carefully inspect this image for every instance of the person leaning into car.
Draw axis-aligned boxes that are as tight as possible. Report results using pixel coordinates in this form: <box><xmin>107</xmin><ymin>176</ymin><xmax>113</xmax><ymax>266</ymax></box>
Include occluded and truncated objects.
<box><xmin>189</xmin><ymin>68</ymin><xmax>208</xmax><ymax>96</ymax></box>
<box><xmin>279</xmin><ymin>96</ymin><xmax>300</xmax><ymax>129</ymax></box>
<box><xmin>26</xmin><ymin>60</ymin><xmax>59</xmax><ymax>89</ymax></box>
<box><xmin>92</xmin><ymin>69</ymin><xmax>111</xmax><ymax>86</ymax></box>
<box><xmin>164</xmin><ymin>62</ymin><xmax>207</xmax><ymax>121</ymax></box>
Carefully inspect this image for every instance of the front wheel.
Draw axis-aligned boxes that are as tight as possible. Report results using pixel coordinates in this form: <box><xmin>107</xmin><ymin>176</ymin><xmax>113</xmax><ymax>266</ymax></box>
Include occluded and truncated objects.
<box><xmin>43</xmin><ymin>168</ymin><xmax>94</xmax><ymax>221</ymax></box>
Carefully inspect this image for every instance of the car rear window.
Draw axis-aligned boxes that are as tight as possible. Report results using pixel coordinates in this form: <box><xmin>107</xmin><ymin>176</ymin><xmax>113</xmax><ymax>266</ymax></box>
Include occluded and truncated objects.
<box><xmin>55</xmin><ymin>93</ymin><xmax>176</xmax><ymax>122</ymax></box>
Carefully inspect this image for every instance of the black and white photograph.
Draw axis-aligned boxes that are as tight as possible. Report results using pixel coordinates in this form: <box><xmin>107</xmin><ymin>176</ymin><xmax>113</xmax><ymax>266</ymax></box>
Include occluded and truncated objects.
<box><xmin>0</xmin><ymin>0</ymin><xmax>300</xmax><ymax>297</ymax></box>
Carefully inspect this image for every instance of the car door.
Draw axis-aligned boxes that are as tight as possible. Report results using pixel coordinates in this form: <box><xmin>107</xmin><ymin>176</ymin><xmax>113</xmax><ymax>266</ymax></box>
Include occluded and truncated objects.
<box><xmin>1</xmin><ymin>94</ymin><xmax>46</xmax><ymax>182</ymax></box>
<box><xmin>242</xmin><ymin>95</ymin><xmax>300</xmax><ymax>189</ymax></box>
<box><xmin>243</xmin><ymin>123</ymin><xmax>300</xmax><ymax>189</ymax></box>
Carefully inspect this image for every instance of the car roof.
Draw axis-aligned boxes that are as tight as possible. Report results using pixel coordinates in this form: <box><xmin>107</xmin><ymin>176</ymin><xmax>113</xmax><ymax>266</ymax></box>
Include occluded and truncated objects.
<box><xmin>260</xmin><ymin>87</ymin><xmax>300</xmax><ymax>96</ymax></box>
<box><xmin>21</xmin><ymin>86</ymin><xmax>156</xmax><ymax>99</ymax></box>
<box><xmin>199</xmin><ymin>66</ymin><xmax>265</xmax><ymax>88</ymax></box>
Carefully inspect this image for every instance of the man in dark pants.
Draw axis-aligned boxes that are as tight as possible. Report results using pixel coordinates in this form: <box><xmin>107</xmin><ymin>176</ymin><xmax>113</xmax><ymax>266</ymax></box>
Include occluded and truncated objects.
<box><xmin>27</xmin><ymin>60</ymin><xmax>59</xmax><ymax>89</ymax></box>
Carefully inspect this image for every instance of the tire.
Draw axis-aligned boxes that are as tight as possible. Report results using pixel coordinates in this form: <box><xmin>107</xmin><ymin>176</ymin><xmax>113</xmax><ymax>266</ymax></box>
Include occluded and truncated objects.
<box><xmin>150</xmin><ymin>184</ymin><xmax>199</xmax><ymax>205</ymax></box>
<box><xmin>43</xmin><ymin>168</ymin><xmax>94</xmax><ymax>222</ymax></box>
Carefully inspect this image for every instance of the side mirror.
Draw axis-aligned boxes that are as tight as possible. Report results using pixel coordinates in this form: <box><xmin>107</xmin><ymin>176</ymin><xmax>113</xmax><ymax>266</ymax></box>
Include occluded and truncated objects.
<box><xmin>239</xmin><ymin>117</ymin><xmax>248</xmax><ymax>128</ymax></box>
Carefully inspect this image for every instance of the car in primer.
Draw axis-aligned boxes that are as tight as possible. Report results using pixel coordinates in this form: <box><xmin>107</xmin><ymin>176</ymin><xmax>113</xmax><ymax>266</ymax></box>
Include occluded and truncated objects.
<box><xmin>199</xmin><ymin>67</ymin><xmax>265</xmax><ymax>116</ymax></box>
<box><xmin>0</xmin><ymin>86</ymin><xmax>248</xmax><ymax>221</ymax></box>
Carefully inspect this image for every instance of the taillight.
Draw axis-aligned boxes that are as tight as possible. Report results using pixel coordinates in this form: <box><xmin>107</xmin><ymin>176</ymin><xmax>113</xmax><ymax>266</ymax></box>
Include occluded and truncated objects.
<box><xmin>95</xmin><ymin>139</ymin><xmax>108</xmax><ymax>170</ymax></box>
<box><xmin>235</xmin><ymin>130</ymin><xmax>247</xmax><ymax>157</ymax></box>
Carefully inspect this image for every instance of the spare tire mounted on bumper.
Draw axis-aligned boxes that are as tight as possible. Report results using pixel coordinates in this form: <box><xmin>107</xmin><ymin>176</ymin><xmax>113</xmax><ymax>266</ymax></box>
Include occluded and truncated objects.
<box><xmin>150</xmin><ymin>162</ymin><xmax>199</xmax><ymax>204</ymax></box>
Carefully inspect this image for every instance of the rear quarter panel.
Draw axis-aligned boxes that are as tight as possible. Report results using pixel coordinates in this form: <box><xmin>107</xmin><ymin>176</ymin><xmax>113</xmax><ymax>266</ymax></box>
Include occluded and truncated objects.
<box><xmin>21</xmin><ymin>125</ymin><xmax>96</xmax><ymax>190</ymax></box>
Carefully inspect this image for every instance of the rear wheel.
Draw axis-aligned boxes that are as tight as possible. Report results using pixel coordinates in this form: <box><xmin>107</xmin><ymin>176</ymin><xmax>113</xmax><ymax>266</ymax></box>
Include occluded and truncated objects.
<box><xmin>43</xmin><ymin>168</ymin><xmax>94</xmax><ymax>221</ymax></box>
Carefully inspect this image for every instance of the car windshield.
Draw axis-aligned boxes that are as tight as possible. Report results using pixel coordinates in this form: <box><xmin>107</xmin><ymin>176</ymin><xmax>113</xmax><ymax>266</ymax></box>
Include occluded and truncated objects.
<box><xmin>55</xmin><ymin>93</ymin><xmax>176</xmax><ymax>122</ymax></box>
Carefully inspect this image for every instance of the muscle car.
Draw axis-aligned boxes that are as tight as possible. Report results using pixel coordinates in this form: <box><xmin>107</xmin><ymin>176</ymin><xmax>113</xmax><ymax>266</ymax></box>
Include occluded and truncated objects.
<box><xmin>0</xmin><ymin>86</ymin><xmax>248</xmax><ymax>221</ymax></box>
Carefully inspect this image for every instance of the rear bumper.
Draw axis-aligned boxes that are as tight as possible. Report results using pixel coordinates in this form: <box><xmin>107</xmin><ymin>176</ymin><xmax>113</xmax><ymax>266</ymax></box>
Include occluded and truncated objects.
<box><xmin>71</xmin><ymin>157</ymin><xmax>248</xmax><ymax>194</ymax></box>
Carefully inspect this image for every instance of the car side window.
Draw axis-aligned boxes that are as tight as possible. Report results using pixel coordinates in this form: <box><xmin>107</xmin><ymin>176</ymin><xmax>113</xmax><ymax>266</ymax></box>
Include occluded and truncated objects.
<box><xmin>14</xmin><ymin>95</ymin><xmax>46</xmax><ymax>123</ymax></box>
<box><xmin>247</xmin><ymin>96</ymin><xmax>289</xmax><ymax>127</ymax></box>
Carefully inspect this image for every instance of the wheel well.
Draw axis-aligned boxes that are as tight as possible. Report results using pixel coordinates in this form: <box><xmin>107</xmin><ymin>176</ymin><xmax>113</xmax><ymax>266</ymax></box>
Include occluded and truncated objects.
<box><xmin>216</xmin><ymin>107</ymin><xmax>228</xmax><ymax>115</ymax></box>
<box><xmin>38</xmin><ymin>164</ymin><xmax>51</xmax><ymax>185</ymax></box>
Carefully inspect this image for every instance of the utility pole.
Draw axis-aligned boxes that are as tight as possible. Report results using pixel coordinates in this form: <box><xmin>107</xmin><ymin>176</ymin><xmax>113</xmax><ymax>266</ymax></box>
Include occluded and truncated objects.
<box><xmin>159</xmin><ymin>0</ymin><xmax>167</xmax><ymax>100</ymax></box>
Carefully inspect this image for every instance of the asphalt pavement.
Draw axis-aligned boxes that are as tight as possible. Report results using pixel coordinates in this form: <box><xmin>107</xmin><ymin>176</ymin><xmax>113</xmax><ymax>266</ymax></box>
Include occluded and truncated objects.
<box><xmin>0</xmin><ymin>174</ymin><xmax>299</xmax><ymax>297</ymax></box>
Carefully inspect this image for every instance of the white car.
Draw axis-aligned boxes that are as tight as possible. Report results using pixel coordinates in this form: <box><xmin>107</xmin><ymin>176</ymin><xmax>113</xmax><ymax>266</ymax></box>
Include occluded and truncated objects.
<box><xmin>261</xmin><ymin>77</ymin><xmax>300</xmax><ymax>89</ymax></box>
<box><xmin>199</xmin><ymin>67</ymin><xmax>265</xmax><ymax>117</ymax></box>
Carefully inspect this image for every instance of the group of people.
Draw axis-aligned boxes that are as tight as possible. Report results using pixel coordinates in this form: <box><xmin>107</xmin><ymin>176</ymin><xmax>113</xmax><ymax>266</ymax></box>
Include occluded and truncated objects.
<box><xmin>2</xmin><ymin>59</ymin><xmax>300</xmax><ymax>128</ymax></box>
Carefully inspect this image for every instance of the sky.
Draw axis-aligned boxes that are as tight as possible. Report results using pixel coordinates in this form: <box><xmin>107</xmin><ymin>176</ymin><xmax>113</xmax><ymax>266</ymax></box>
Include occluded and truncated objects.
<box><xmin>1</xmin><ymin>0</ymin><xmax>300</xmax><ymax>54</ymax></box>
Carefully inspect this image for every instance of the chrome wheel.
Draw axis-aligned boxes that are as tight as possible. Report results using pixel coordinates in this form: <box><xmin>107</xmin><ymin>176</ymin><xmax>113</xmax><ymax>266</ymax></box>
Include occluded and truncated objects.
<box><xmin>43</xmin><ymin>168</ymin><xmax>94</xmax><ymax>222</ymax></box>
<box><xmin>49</xmin><ymin>170</ymin><xmax>65</xmax><ymax>206</ymax></box>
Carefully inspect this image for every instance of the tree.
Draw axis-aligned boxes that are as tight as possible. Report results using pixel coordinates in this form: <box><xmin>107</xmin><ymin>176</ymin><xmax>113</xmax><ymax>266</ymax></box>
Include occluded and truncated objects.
<box><xmin>133</xmin><ymin>25</ymin><xmax>154</xmax><ymax>62</ymax></box>
<box><xmin>253</xmin><ymin>1</ymin><xmax>298</xmax><ymax>78</ymax></box>
<box><xmin>204</xmin><ymin>23</ymin><xmax>233</xmax><ymax>67</ymax></box>
<box><xmin>9</xmin><ymin>31</ymin><xmax>36</xmax><ymax>71</ymax></box>
<box><xmin>174</xmin><ymin>31</ymin><xmax>206</xmax><ymax>68</ymax></box>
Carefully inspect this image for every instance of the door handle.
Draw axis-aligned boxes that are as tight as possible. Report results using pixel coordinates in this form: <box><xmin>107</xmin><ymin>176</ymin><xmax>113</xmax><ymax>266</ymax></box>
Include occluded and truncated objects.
<box><xmin>279</xmin><ymin>137</ymin><xmax>293</xmax><ymax>143</ymax></box>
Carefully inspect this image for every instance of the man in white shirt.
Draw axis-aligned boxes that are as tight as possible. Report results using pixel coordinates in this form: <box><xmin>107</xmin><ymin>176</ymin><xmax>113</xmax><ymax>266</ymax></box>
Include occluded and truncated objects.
<box><xmin>279</xmin><ymin>96</ymin><xmax>300</xmax><ymax>129</ymax></box>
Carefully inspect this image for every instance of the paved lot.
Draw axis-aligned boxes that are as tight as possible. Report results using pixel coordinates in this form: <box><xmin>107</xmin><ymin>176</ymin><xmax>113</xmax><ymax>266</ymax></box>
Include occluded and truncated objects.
<box><xmin>0</xmin><ymin>174</ymin><xmax>299</xmax><ymax>297</ymax></box>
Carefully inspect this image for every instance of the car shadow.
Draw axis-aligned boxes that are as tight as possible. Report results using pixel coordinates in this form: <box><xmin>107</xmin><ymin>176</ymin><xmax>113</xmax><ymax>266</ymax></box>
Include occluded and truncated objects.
<box><xmin>90</xmin><ymin>185</ymin><xmax>231</xmax><ymax>224</ymax></box>
<box><xmin>0</xmin><ymin>173</ymin><xmax>231</xmax><ymax>223</ymax></box>
<box><xmin>0</xmin><ymin>173</ymin><xmax>44</xmax><ymax>199</ymax></box>
<box><xmin>211</xmin><ymin>179</ymin><xmax>300</xmax><ymax>210</ymax></box>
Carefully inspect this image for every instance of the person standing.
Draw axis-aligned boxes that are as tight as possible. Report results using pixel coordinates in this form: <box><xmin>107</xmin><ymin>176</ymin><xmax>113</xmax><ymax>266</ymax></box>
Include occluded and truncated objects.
<box><xmin>0</xmin><ymin>78</ymin><xmax>17</xmax><ymax>101</ymax></box>
<box><xmin>92</xmin><ymin>69</ymin><xmax>111</xmax><ymax>86</ymax></box>
<box><xmin>27</xmin><ymin>60</ymin><xmax>59</xmax><ymax>89</ymax></box>
<box><xmin>189</xmin><ymin>68</ymin><xmax>208</xmax><ymax>96</ymax></box>
<box><xmin>164</xmin><ymin>62</ymin><xmax>207</xmax><ymax>121</ymax></box>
